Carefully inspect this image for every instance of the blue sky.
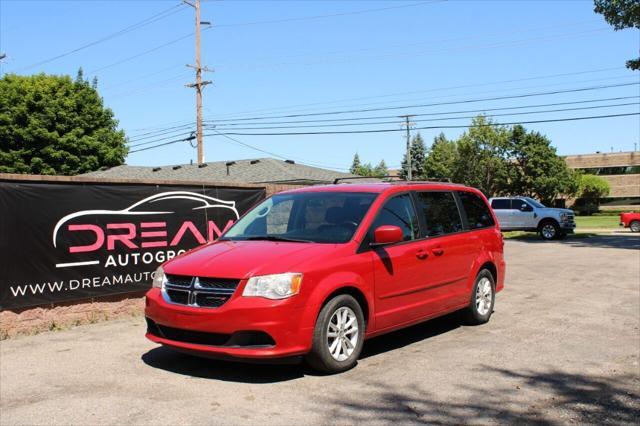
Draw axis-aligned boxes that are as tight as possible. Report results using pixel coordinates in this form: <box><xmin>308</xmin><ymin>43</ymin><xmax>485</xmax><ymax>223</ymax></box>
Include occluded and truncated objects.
<box><xmin>1</xmin><ymin>0</ymin><xmax>639</xmax><ymax>171</ymax></box>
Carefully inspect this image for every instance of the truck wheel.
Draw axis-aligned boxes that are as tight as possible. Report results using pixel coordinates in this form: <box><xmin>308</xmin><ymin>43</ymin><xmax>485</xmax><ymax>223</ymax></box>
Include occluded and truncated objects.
<box><xmin>463</xmin><ymin>269</ymin><xmax>496</xmax><ymax>325</ymax></box>
<box><xmin>630</xmin><ymin>220</ymin><xmax>640</xmax><ymax>233</ymax></box>
<box><xmin>305</xmin><ymin>294</ymin><xmax>365</xmax><ymax>374</ymax></box>
<box><xmin>538</xmin><ymin>220</ymin><xmax>560</xmax><ymax>240</ymax></box>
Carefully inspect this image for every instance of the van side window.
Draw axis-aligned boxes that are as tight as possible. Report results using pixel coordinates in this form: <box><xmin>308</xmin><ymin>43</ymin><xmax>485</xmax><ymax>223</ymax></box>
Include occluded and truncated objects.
<box><xmin>415</xmin><ymin>192</ymin><xmax>463</xmax><ymax>237</ymax></box>
<box><xmin>491</xmin><ymin>199</ymin><xmax>511</xmax><ymax>210</ymax></box>
<box><xmin>370</xmin><ymin>194</ymin><xmax>420</xmax><ymax>241</ymax></box>
<box><xmin>458</xmin><ymin>191</ymin><xmax>495</xmax><ymax>229</ymax></box>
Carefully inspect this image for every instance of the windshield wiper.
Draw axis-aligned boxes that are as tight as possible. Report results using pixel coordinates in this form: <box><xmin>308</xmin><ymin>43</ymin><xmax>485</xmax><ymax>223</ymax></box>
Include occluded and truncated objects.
<box><xmin>244</xmin><ymin>235</ymin><xmax>313</xmax><ymax>243</ymax></box>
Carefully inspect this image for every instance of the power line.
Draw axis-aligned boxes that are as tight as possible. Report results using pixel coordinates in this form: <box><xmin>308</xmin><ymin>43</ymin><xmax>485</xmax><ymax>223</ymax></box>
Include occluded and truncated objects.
<box><xmin>129</xmin><ymin>131</ymin><xmax>196</xmax><ymax>148</ymax></box>
<box><xmin>206</xmin><ymin>82</ymin><xmax>639</xmax><ymax>122</ymax></box>
<box><xmin>205</xmin><ymin>102</ymin><xmax>639</xmax><ymax>131</ymax></box>
<box><xmin>128</xmin><ymin>112</ymin><xmax>639</xmax><ymax>153</ymax></box>
<box><xmin>206</xmin><ymin>96</ymin><xmax>639</xmax><ymax>128</ymax></box>
<box><xmin>89</xmin><ymin>31</ymin><xmax>201</xmax><ymax>74</ymax></box>
<box><xmin>14</xmin><ymin>4</ymin><xmax>185</xmax><ymax>72</ymax></box>
<box><xmin>204</xmin><ymin>113</ymin><xmax>640</xmax><ymax>136</ymax></box>
<box><xmin>214</xmin><ymin>28</ymin><xmax>609</xmax><ymax>74</ymax></box>
<box><xmin>206</xmin><ymin>66</ymin><xmax>623</xmax><ymax>119</ymax></box>
<box><xmin>128</xmin><ymin>122</ymin><xmax>195</xmax><ymax>140</ymax></box>
<box><xmin>134</xmin><ymin>70</ymin><xmax>630</xmax><ymax>133</ymax></box>
<box><xmin>133</xmin><ymin>98</ymin><xmax>637</xmax><ymax>147</ymax></box>
<box><xmin>127</xmin><ymin>92</ymin><xmax>637</xmax><ymax>144</ymax></box>
<box><xmin>213</xmin><ymin>1</ymin><xmax>443</xmax><ymax>28</ymax></box>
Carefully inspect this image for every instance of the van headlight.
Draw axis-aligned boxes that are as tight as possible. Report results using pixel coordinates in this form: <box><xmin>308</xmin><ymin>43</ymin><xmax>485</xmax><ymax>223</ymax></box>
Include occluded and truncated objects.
<box><xmin>242</xmin><ymin>273</ymin><xmax>302</xmax><ymax>299</ymax></box>
<box><xmin>152</xmin><ymin>266</ymin><xmax>166</xmax><ymax>288</ymax></box>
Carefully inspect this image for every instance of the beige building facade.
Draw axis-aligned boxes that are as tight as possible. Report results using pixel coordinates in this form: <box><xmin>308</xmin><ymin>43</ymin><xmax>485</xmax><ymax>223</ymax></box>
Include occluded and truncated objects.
<box><xmin>563</xmin><ymin>151</ymin><xmax>640</xmax><ymax>210</ymax></box>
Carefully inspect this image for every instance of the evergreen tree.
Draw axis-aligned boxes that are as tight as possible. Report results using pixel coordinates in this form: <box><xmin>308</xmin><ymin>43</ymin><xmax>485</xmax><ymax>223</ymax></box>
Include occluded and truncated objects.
<box><xmin>399</xmin><ymin>133</ymin><xmax>427</xmax><ymax>180</ymax></box>
<box><xmin>424</xmin><ymin>133</ymin><xmax>458</xmax><ymax>179</ymax></box>
<box><xmin>373</xmin><ymin>159</ymin><xmax>388</xmax><ymax>177</ymax></box>
<box><xmin>350</xmin><ymin>152</ymin><xmax>362</xmax><ymax>175</ymax></box>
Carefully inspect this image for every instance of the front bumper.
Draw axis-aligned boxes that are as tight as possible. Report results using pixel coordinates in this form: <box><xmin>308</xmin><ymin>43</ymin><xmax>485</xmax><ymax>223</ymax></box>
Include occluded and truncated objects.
<box><xmin>144</xmin><ymin>288</ymin><xmax>313</xmax><ymax>360</ymax></box>
<box><xmin>560</xmin><ymin>221</ymin><xmax>576</xmax><ymax>232</ymax></box>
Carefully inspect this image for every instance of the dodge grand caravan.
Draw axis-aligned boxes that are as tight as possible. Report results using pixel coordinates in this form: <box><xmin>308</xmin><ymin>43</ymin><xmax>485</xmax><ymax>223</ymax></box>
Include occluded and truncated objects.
<box><xmin>145</xmin><ymin>182</ymin><xmax>505</xmax><ymax>373</ymax></box>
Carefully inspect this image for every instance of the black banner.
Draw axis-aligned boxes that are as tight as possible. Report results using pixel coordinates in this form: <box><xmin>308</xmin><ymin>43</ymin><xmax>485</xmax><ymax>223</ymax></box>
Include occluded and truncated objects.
<box><xmin>0</xmin><ymin>181</ymin><xmax>265</xmax><ymax>309</ymax></box>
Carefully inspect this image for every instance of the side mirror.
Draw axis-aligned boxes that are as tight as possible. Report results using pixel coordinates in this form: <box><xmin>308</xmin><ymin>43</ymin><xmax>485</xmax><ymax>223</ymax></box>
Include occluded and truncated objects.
<box><xmin>372</xmin><ymin>225</ymin><xmax>404</xmax><ymax>245</ymax></box>
<box><xmin>520</xmin><ymin>204</ymin><xmax>532</xmax><ymax>212</ymax></box>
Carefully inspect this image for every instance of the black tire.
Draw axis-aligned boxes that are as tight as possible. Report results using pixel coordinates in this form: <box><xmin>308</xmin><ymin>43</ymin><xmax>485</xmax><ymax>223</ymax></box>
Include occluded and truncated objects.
<box><xmin>305</xmin><ymin>294</ymin><xmax>365</xmax><ymax>374</ymax></box>
<box><xmin>538</xmin><ymin>219</ymin><xmax>560</xmax><ymax>240</ymax></box>
<box><xmin>630</xmin><ymin>220</ymin><xmax>640</xmax><ymax>233</ymax></box>
<box><xmin>463</xmin><ymin>269</ymin><xmax>496</xmax><ymax>325</ymax></box>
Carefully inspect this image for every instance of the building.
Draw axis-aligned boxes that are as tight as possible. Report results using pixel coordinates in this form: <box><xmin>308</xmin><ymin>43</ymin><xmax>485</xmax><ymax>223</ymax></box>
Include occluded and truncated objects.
<box><xmin>84</xmin><ymin>157</ymin><xmax>357</xmax><ymax>185</ymax></box>
<box><xmin>564</xmin><ymin>151</ymin><xmax>640</xmax><ymax>211</ymax></box>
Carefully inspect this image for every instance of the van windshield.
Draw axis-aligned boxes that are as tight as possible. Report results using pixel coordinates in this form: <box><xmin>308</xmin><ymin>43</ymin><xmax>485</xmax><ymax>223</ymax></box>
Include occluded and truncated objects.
<box><xmin>222</xmin><ymin>192</ymin><xmax>378</xmax><ymax>243</ymax></box>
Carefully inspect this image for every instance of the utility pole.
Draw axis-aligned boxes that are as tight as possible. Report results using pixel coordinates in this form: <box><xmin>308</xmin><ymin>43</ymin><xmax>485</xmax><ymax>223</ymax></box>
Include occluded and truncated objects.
<box><xmin>184</xmin><ymin>0</ymin><xmax>212</xmax><ymax>165</ymax></box>
<box><xmin>399</xmin><ymin>115</ymin><xmax>415</xmax><ymax>180</ymax></box>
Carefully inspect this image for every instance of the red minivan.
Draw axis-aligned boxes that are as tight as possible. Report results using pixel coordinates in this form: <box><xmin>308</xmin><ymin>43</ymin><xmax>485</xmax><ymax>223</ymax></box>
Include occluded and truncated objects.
<box><xmin>145</xmin><ymin>182</ymin><xmax>505</xmax><ymax>373</ymax></box>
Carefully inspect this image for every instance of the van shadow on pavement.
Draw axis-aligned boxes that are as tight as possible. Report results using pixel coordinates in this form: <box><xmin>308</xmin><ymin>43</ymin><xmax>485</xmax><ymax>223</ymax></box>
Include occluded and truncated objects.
<box><xmin>141</xmin><ymin>312</ymin><xmax>462</xmax><ymax>383</ymax></box>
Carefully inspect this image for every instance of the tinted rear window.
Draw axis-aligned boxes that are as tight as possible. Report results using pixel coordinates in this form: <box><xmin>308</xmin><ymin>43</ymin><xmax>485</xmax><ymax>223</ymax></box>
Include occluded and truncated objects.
<box><xmin>415</xmin><ymin>191</ymin><xmax>463</xmax><ymax>237</ymax></box>
<box><xmin>491</xmin><ymin>199</ymin><xmax>511</xmax><ymax>210</ymax></box>
<box><xmin>458</xmin><ymin>191</ymin><xmax>495</xmax><ymax>229</ymax></box>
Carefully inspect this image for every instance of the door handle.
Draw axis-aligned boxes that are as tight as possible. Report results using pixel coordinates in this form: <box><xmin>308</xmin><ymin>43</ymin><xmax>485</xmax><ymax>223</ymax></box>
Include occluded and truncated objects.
<box><xmin>416</xmin><ymin>249</ymin><xmax>429</xmax><ymax>260</ymax></box>
<box><xmin>432</xmin><ymin>247</ymin><xmax>445</xmax><ymax>256</ymax></box>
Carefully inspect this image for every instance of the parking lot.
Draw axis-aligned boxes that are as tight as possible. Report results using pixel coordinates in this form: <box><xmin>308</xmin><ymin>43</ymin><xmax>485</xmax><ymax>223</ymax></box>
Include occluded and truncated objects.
<box><xmin>1</xmin><ymin>235</ymin><xmax>639</xmax><ymax>425</ymax></box>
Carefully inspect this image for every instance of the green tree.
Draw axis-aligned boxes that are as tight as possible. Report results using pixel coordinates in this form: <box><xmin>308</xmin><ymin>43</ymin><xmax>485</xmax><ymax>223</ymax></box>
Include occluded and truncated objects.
<box><xmin>577</xmin><ymin>174</ymin><xmax>611</xmax><ymax>213</ymax></box>
<box><xmin>594</xmin><ymin>0</ymin><xmax>639</xmax><ymax>69</ymax></box>
<box><xmin>400</xmin><ymin>133</ymin><xmax>427</xmax><ymax>180</ymax></box>
<box><xmin>424</xmin><ymin>132</ymin><xmax>458</xmax><ymax>179</ymax></box>
<box><xmin>0</xmin><ymin>72</ymin><xmax>127</xmax><ymax>175</ymax></box>
<box><xmin>373</xmin><ymin>159</ymin><xmax>388</xmax><ymax>177</ymax></box>
<box><xmin>349</xmin><ymin>152</ymin><xmax>362</xmax><ymax>175</ymax></box>
<box><xmin>506</xmin><ymin>125</ymin><xmax>579</xmax><ymax>205</ymax></box>
<box><xmin>452</xmin><ymin>116</ymin><xmax>511</xmax><ymax>196</ymax></box>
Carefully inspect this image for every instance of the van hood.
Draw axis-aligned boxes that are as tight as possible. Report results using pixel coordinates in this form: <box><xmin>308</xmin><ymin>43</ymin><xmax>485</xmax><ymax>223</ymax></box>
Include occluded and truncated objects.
<box><xmin>163</xmin><ymin>240</ymin><xmax>340</xmax><ymax>278</ymax></box>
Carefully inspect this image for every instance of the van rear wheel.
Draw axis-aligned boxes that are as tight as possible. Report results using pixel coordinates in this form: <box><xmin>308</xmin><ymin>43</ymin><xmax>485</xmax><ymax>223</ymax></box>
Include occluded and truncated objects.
<box><xmin>305</xmin><ymin>294</ymin><xmax>365</xmax><ymax>374</ymax></box>
<box><xmin>463</xmin><ymin>269</ymin><xmax>496</xmax><ymax>325</ymax></box>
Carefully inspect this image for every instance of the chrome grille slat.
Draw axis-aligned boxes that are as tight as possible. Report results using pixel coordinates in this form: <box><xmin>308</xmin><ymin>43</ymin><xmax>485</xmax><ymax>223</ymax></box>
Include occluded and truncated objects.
<box><xmin>162</xmin><ymin>275</ymin><xmax>240</xmax><ymax>308</ymax></box>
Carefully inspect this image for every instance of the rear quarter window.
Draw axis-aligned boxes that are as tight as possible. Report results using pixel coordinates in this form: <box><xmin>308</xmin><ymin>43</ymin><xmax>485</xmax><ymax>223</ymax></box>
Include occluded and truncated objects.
<box><xmin>491</xmin><ymin>199</ymin><xmax>511</xmax><ymax>210</ymax></box>
<box><xmin>415</xmin><ymin>191</ymin><xmax>463</xmax><ymax>237</ymax></box>
<box><xmin>458</xmin><ymin>191</ymin><xmax>495</xmax><ymax>229</ymax></box>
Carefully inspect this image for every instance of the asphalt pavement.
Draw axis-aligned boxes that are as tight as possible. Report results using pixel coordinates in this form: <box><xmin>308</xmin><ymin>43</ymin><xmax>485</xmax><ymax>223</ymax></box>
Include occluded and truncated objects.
<box><xmin>1</xmin><ymin>235</ymin><xmax>639</xmax><ymax>425</ymax></box>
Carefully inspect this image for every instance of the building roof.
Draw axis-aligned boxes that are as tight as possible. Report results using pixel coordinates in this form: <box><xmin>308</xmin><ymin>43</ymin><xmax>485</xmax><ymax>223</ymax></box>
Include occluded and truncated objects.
<box><xmin>83</xmin><ymin>158</ymin><xmax>357</xmax><ymax>185</ymax></box>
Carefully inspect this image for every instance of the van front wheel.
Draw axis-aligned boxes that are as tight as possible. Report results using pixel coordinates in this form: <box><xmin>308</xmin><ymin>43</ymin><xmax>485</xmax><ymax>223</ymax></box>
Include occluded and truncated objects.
<box><xmin>305</xmin><ymin>294</ymin><xmax>365</xmax><ymax>374</ymax></box>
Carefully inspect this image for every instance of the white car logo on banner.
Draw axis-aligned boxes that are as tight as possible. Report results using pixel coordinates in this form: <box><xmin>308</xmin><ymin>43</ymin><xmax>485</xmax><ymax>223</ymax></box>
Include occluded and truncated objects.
<box><xmin>53</xmin><ymin>191</ymin><xmax>239</xmax><ymax>248</ymax></box>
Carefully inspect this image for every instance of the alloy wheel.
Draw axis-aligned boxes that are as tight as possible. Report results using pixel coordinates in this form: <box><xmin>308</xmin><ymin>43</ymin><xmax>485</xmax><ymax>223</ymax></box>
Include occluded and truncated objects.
<box><xmin>476</xmin><ymin>277</ymin><xmax>493</xmax><ymax>316</ymax></box>
<box><xmin>541</xmin><ymin>224</ymin><xmax>556</xmax><ymax>239</ymax></box>
<box><xmin>327</xmin><ymin>306</ymin><xmax>359</xmax><ymax>362</ymax></box>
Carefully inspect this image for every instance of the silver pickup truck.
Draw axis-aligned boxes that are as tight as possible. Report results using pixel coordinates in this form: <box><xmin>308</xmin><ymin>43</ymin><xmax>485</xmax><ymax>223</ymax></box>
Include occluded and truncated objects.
<box><xmin>489</xmin><ymin>196</ymin><xmax>576</xmax><ymax>240</ymax></box>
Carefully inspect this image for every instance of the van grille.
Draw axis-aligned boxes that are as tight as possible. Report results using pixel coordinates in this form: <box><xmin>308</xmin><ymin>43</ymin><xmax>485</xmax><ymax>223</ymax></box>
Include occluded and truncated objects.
<box><xmin>164</xmin><ymin>274</ymin><xmax>240</xmax><ymax>308</ymax></box>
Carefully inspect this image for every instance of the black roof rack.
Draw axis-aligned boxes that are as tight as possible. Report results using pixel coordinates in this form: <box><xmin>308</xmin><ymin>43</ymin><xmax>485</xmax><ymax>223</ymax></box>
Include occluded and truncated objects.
<box><xmin>333</xmin><ymin>175</ymin><xmax>403</xmax><ymax>184</ymax></box>
<box><xmin>333</xmin><ymin>176</ymin><xmax>454</xmax><ymax>185</ymax></box>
